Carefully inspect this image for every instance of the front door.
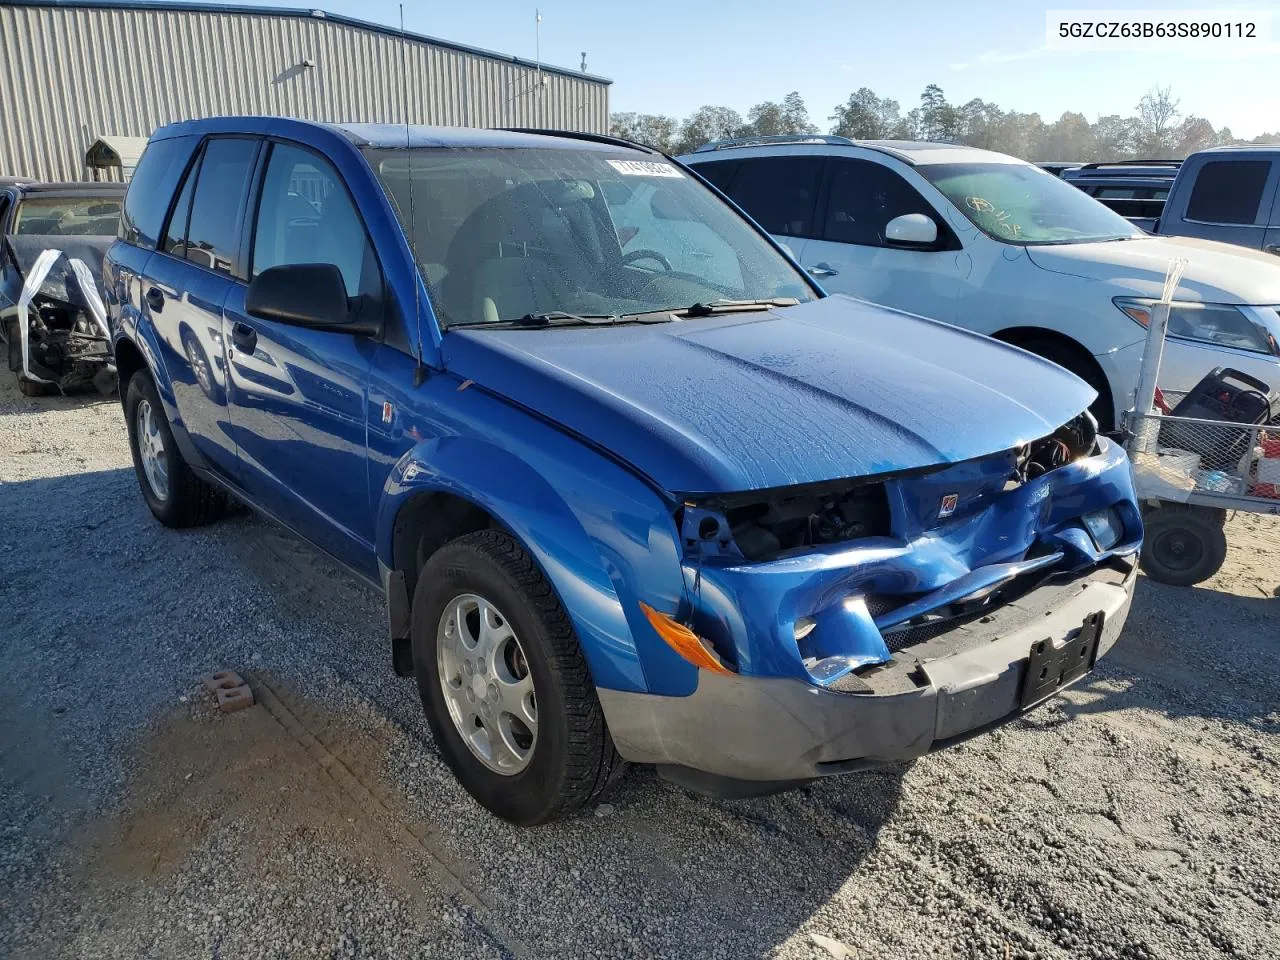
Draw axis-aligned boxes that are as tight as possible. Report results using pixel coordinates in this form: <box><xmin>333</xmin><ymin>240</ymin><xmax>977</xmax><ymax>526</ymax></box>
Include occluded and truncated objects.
<box><xmin>799</xmin><ymin>157</ymin><xmax>963</xmax><ymax>322</ymax></box>
<box><xmin>224</xmin><ymin>139</ymin><xmax>384</xmax><ymax>577</ymax></box>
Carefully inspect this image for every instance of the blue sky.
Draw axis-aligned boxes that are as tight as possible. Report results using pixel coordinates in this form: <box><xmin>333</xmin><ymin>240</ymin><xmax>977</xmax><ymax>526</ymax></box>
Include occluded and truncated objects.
<box><xmin>230</xmin><ymin>0</ymin><xmax>1279</xmax><ymax>136</ymax></box>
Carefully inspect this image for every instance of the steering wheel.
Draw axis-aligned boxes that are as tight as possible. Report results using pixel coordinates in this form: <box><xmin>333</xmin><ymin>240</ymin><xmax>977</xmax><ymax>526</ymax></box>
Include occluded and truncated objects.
<box><xmin>621</xmin><ymin>248</ymin><xmax>673</xmax><ymax>271</ymax></box>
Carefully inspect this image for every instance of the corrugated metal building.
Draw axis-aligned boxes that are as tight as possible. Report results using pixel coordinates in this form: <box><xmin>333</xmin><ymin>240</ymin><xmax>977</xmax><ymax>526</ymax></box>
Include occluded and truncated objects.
<box><xmin>0</xmin><ymin>0</ymin><xmax>611</xmax><ymax>181</ymax></box>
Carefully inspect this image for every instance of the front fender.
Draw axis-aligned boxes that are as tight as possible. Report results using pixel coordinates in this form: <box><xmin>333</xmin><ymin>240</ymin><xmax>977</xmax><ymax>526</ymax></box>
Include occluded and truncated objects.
<box><xmin>376</xmin><ymin>434</ymin><xmax>696</xmax><ymax>695</ymax></box>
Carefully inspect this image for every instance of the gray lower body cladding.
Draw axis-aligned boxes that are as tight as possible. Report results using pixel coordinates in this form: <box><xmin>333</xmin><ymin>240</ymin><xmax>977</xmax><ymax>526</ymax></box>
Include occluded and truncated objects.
<box><xmin>598</xmin><ymin>560</ymin><xmax>1136</xmax><ymax>784</ymax></box>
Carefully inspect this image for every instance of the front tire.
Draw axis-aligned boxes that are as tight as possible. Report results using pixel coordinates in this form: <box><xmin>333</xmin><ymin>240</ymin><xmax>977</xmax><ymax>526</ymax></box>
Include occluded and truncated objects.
<box><xmin>124</xmin><ymin>370</ymin><xmax>227</xmax><ymax>527</ymax></box>
<box><xmin>411</xmin><ymin>530</ymin><xmax>622</xmax><ymax>824</ymax></box>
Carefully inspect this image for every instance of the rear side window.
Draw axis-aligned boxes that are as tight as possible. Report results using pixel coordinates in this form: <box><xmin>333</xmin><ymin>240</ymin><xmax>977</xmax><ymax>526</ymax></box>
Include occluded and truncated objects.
<box><xmin>183</xmin><ymin>138</ymin><xmax>260</xmax><ymax>276</ymax></box>
<box><xmin>119</xmin><ymin>135</ymin><xmax>198</xmax><ymax>248</ymax></box>
<box><xmin>1186</xmin><ymin>160</ymin><xmax>1271</xmax><ymax>224</ymax></box>
<box><xmin>723</xmin><ymin>156</ymin><xmax>823</xmax><ymax>238</ymax></box>
<box><xmin>694</xmin><ymin>160</ymin><xmax>740</xmax><ymax>192</ymax></box>
<box><xmin>251</xmin><ymin>142</ymin><xmax>379</xmax><ymax>299</ymax></box>
<box><xmin>822</xmin><ymin>158</ymin><xmax>939</xmax><ymax>247</ymax></box>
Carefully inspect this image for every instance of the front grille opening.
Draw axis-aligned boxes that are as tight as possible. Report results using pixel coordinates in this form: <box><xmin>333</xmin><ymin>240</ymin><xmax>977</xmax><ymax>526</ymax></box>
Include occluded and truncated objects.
<box><xmin>870</xmin><ymin>564</ymin><xmax>1056</xmax><ymax>654</ymax></box>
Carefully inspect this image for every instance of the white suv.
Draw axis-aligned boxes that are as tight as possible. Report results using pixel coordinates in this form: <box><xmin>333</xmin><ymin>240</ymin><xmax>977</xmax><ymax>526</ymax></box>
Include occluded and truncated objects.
<box><xmin>680</xmin><ymin>136</ymin><xmax>1280</xmax><ymax>429</ymax></box>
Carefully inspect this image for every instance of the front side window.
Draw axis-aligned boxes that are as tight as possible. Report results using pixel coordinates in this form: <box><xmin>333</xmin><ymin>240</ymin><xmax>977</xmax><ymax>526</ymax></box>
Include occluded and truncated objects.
<box><xmin>723</xmin><ymin>156</ymin><xmax>823</xmax><ymax>238</ymax></box>
<box><xmin>364</xmin><ymin>147</ymin><xmax>813</xmax><ymax>327</ymax></box>
<box><xmin>921</xmin><ymin>162</ymin><xmax>1141</xmax><ymax>245</ymax></box>
<box><xmin>1186</xmin><ymin>160</ymin><xmax>1270</xmax><ymax>225</ymax></box>
<box><xmin>184</xmin><ymin>138</ymin><xmax>259</xmax><ymax>276</ymax></box>
<box><xmin>252</xmin><ymin>142</ymin><xmax>379</xmax><ymax>299</ymax></box>
<box><xmin>13</xmin><ymin>196</ymin><xmax>121</xmax><ymax>236</ymax></box>
<box><xmin>822</xmin><ymin>158</ymin><xmax>940</xmax><ymax>247</ymax></box>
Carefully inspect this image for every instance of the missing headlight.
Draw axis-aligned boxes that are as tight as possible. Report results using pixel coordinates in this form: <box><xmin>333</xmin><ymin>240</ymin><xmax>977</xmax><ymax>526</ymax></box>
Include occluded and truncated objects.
<box><xmin>1017</xmin><ymin>411</ymin><xmax>1099</xmax><ymax>482</ymax></box>
<box><xmin>680</xmin><ymin>480</ymin><xmax>891</xmax><ymax>562</ymax></box>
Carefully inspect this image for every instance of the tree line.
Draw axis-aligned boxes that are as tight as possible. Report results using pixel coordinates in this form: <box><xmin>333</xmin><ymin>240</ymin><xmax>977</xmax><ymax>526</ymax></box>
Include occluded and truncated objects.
<box><xmin>610</xmin><ymin>85</ymin><xmax>1280</xmax><ymax>160</ymax></box>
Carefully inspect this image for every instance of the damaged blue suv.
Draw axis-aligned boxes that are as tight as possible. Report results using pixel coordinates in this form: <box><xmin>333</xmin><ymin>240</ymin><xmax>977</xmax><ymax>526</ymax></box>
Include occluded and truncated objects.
<box><xmin>105</xmin><ymin>118</ymin><xmax>1142</xmax><ymax>824</ymax></box>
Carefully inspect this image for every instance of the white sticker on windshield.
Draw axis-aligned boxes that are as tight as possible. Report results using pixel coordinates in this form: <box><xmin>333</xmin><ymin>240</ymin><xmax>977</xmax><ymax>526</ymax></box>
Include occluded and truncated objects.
<box><xmin>607</xmin><ymin>159</ymin><xmax>684</xmax><ymax>178</ymax></box>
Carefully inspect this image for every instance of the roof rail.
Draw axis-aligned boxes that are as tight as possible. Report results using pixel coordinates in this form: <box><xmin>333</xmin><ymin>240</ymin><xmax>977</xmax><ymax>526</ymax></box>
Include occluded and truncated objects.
<box><xmin>1076</xmin><ymin>159</ymin><xmax>1182</xmax><ymax>170</ymax></box>
<box><xmin>693</xmin><ymin>134</ymin><xmax>856</xmax><ymax>153</ymax></box>
<box><xmin>499</xmin><ymin>128</ymin><xmax>660</xmax><ymax>154</ymax></box>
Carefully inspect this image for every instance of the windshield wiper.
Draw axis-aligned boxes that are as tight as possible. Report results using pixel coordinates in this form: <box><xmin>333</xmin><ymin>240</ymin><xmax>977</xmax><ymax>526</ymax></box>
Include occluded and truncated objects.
<box><xmin>452</xmin><ymin>311</ymin><xmax>621</xmax><ymax>329</ymax></box>
<box><xmin>677</xmin><ymin>298</ymin><xmax>801</xmax><ymax>317</ymax></box>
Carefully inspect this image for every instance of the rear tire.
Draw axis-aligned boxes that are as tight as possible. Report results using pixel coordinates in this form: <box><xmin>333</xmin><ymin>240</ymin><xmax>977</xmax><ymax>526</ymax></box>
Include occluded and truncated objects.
<box><xmin>124</xmin><ymin>370</ymin><xmax>227</xmax><ymax>528</ymax></box>
<box><xmin>411</xmin><ymin>530</ymin><xmax>623</xmax><ymax>824</ymax></box>
<box><xmin>1140</xmin><ymin>504</ymin><xmax>1228</xmax><ymax>586</ymax></box>
<box><xmin>1007</xmin><ymin>335</ymin><xmax>1114</xmax><ymax>432</ymax></box>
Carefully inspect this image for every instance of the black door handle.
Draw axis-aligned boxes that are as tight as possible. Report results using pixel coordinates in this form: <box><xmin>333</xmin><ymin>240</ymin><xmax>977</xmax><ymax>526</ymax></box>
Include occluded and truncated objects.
<box><xmin>231</xmin><ymin>322</ymin><xmax>257</xmax><ymax>354</ymax></box>
<box><xmin>145</xmin><ymin>286</ymin><xmax>164</xmax><ymax>312</ymax></box>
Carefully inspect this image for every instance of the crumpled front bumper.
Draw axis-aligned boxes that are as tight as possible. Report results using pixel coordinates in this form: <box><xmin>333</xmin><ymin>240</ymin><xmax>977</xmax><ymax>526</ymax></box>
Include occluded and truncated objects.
<box><xmin>598</xmin><ymin>559</ymin><xmax>1136</xmax><ymax>787</ymax></box>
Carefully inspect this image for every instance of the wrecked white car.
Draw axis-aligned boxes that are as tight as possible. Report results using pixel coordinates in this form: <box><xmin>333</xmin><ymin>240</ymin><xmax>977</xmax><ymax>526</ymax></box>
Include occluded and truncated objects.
<box><xmin>0</xmin><ymin>182</ymin><xmax>124</xmax><ymax>395</ymax></box>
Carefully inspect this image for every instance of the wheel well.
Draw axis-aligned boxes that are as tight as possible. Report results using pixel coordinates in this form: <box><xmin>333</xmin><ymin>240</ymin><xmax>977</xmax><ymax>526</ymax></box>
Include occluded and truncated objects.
<box><xmin>993</xmin><ymin>327</ymin><xmax>1116</xmax><ymax>432</ymax></box>
<box><xmin>392</xmin><ymin>491</ymin><xmax>498</xmax><ymax>601</ymax></box>
<box><xmin>113</xmin><ymin>338</ymin><xmax>146</xmax><ymax>407</ymax></box>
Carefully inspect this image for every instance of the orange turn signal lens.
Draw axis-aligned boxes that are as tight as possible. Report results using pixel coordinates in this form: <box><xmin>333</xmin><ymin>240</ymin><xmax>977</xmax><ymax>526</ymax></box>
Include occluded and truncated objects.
<box><xmin>639</xmin><ymin>602</ymin><xmax>733</xmax><ymax>675</ymax></box>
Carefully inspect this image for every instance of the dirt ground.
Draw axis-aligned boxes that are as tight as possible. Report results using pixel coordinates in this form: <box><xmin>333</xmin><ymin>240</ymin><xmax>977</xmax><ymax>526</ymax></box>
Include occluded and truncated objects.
<box><xmin>1</xmin><ymin>375</ymin><xmax>1277</xmax><ymax>960</ymax></box>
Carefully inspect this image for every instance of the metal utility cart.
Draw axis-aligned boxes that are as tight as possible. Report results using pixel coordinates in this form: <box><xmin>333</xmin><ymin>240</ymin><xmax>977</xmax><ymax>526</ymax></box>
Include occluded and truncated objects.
<box><xmin>1123</xmin><ymin>259</ymin><xmax>1280</xmax><ymax>585</ymax></box>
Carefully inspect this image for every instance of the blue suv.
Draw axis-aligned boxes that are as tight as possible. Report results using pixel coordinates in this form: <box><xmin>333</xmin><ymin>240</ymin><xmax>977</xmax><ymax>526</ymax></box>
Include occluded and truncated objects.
<box><xmin>105</xmin><ymin>118</ymin><xmax>1142</xmax><ymax>824</ymax></box>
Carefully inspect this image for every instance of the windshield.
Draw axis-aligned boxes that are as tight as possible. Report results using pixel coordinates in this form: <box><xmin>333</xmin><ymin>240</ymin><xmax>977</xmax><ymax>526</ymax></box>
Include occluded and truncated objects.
<box><xmin>919</xmin><ymin>163</ymin><xmax>1141</xmax><ymax>245</ymax></box>
<box><xmin>363</xmin><ymin>147</ymin><xmax>813</xmax><ymax>327</ymax></box>
<box><xmin>13</xmin><ymin>196</ymin><xmax>122</xmax><ymax>236</ymax></box>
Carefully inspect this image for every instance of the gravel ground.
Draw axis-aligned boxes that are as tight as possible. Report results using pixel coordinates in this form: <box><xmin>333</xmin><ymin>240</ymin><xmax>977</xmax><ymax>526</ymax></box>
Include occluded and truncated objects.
<box><xmin>1</xmin><ymin>375</ymin><xmax>1278</xmax><ymax>960</ymax></box>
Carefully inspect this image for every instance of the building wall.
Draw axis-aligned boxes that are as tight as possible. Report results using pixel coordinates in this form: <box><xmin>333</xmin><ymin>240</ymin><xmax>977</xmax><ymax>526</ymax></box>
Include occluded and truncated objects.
<box><xmin>0</xmin><ymin>2</ymin><xmax>610</xmax><ymax>181</ymax></box>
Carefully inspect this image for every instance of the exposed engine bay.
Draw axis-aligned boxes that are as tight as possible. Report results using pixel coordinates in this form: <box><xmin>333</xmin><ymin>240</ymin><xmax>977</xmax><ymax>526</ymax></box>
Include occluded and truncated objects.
<box><xmin>1</xmin><ymin>236</ymin><xmax>116</xmax><ymax>394</ymax></box>
<box><xmin>680</xmin><ymin>410</ymin><xmax>1101</xmax><ymax>562</ymax></box>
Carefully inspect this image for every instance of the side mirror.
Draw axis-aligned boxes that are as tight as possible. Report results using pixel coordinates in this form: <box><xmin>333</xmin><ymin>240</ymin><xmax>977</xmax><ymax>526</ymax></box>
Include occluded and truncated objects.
<box><xmin>245</xmin><ymin>263</ymin><xmax>376</xmax><ymax>335</ymax></box>
<box><xmin>884</xmin><ymin>213</ymin><xmax>939</xmax><ymax>248</ymax></box>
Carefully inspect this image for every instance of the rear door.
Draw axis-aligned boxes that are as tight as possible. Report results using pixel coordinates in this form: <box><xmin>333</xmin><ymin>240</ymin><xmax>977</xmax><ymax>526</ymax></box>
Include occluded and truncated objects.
<box><xmin>1168</xmin><ymin>156</ymin><xmax>1279</xmax><ymax>250</ymax></box>
<box><xmin>222</xmin><ymin>138</ymin><xmax>382</xmax><ymax>575</ymax></box>
<box><xmin>800</xmin><ymin>157</ymin><xmax>963</xmax><ymax>321</ymax></box>
<box><xmin>140</xmin><ymin>136</ymin><xmax>261</xmax><ymax>480</ymax></box>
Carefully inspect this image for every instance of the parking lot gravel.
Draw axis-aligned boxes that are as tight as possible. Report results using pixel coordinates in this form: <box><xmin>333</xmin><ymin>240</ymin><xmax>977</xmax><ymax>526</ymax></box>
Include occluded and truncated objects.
<box><xmin>1</xmin><ymin>376</ymin><xmax>1278</xmax><ymax>960</ymax></box>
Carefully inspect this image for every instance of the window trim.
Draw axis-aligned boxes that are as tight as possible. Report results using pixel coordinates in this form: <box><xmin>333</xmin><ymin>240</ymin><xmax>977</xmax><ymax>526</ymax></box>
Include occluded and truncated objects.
<box><xmin>816</xmin><ymin>156</ymin><xmax>959</xmax><ymax>251</ymax></box>
<box><xmin>242</xmin><ymin>136</ymin><xmax>388</xmax><ymax>335</ymax></box>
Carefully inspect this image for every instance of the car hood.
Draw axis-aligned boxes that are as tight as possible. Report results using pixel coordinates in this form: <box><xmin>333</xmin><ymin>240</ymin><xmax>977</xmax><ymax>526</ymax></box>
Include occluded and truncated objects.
<box><xmin>442</xmin><ymin>296</ymin><xmax>1095</xmax><ymax>496</ymax></box>
<box><xmin>1026</xmin><ymin>235</ymin><xmax>1280</xmax><ymax>304</ymax></box>
<box><xmin>5</xmin><ymin>234</ymin><xmax>112</xmax><ymax>304</ymax></box>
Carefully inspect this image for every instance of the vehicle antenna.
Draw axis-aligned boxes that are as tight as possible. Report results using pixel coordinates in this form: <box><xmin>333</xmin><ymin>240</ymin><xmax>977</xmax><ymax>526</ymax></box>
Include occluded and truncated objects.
<box><xmin>399</xmin><ymin>4</ymin><xmax>427</xmax><ymax>384</ymax></box>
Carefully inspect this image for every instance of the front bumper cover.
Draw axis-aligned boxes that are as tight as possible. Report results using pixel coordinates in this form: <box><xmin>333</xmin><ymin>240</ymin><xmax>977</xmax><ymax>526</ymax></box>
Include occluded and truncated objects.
<box><xmin>598</xmin><ymin>559</ymin><xmax>1136</xmax><ymax>785</ymax></box>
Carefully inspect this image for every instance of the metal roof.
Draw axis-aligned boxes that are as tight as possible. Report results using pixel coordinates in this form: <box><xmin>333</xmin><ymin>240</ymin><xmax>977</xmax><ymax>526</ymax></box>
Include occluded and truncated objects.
<box><xmin>10</xmin><ymin>0</ymin><xmax>612</xmax><ymax>84</ymax></box>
